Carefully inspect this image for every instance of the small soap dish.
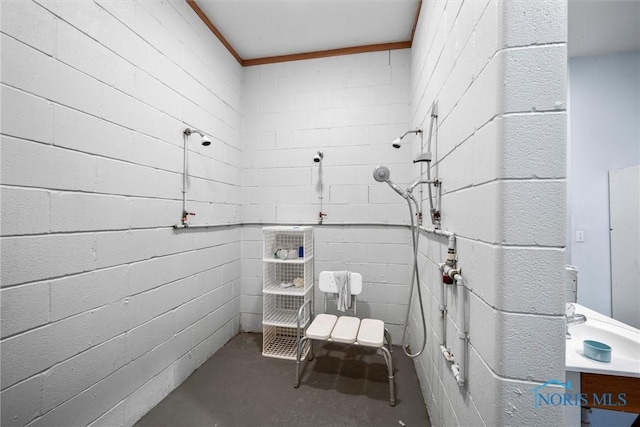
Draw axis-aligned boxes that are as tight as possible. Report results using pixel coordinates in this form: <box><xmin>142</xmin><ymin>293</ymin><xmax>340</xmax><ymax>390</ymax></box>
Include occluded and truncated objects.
<box><xmin>583</xmin><ymin>340</ymin><xmax>612</xmax><ymax>363</ymax></box>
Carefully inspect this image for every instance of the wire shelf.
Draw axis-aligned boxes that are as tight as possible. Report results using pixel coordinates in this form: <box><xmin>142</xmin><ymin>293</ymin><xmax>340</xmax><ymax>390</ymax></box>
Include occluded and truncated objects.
<box><xmin>263</xmin><ymin>291</ymin><xmax>311</xmax><ymax>327</ymax></box>
<box><xmin>263</xmin><ymin>284</ymin><xmax>307</xmax><ymax>296</ymax></box>
<box><xmin>263</xmin><ymin>260</ymin><xmax>313</xmax><ymax>294</ymax></box>
<box><xmin>262</xmin><ymin>325</ymin><xmax>309</xmax><ymax>360</ymax></box>
<box><xmin>263</xmin><ymin>226</ymin><xmax>313</xmax><ymax>261</ymax></box>
<box><xmin>262</xmin><ymin>310</ymin><xmax>302</xmax><ymax>326</ymax></box>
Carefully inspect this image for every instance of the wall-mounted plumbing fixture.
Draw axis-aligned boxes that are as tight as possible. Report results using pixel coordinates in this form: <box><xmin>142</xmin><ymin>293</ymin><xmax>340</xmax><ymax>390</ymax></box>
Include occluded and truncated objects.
<box><xmin>374</xmin><ymin>101</ymin><xmax>468</xmax><ymax>384</ymax></box>
<box><xmin>373</xmin><ymin>164</ymin><xmax>428</xmax><ymax>358</ymax></box>
<box><xmin>314</xmin><ymin>151</ymin><xmax>326</xmax><ymax>223</ymax></box>
<box><xmin>373</xmin><ymin>165</ymin><xmax>409</xmax><ymax>199</ymax></box>
<box><xmin>391</xmin><ymin>129</ymin><xmax>422</xmax><ymax>149</ymax></box>
<box><xmin>434</xmin><ymin>232</ymin><xmax>467</xmax><ymax>387</ymax></box>
<box><xmin>425</xmin><ymin>102</ymin><xmax>441</xmax><ymax>227</ymax></box>
<box><xmin>373</xmin><ymin>165</ymin><xmax>437</xmax><ymax>226</ymax></box>
<box><xmin>184</xmin><ymin>128</ymin><xmax>211</xmax><ymax>146</ymax></box>
<box><xmin>390</xmin><ymin>110</ymin><xmax>441</xmax><ymax>228</ymax></box>
<box><xmin>393</xmin><ymin>128</ymin><xmax>430</xmax><ymax>166</ymax></box>
<box><xmin>177</xmin><ymin>127</ymin><xmax>211</xmax><ymax>227</ymax></box>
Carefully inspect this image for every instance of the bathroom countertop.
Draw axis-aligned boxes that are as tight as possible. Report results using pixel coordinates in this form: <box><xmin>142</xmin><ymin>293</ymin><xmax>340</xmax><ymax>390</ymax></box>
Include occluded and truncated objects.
<box><xmin>566</xmin><ymin>304</ymin><xmax>640</xmax><ymax>378</ymax></box>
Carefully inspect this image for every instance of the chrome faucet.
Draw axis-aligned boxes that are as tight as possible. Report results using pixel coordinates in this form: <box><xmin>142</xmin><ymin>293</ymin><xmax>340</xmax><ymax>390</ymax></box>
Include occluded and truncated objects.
<box><xmin>565</xmin><ymin>303</ymin><xmax>587</xmax><ymax>338</ymax></box>
<box><xmin>565</xmin><ymin>303</ymin><xmax>587</xmax><ymax>339</ymax></box>
<box><xmin>566</xmin><ymin>314</ymin><xmax>587</xmax><ymax>338</ymax></box>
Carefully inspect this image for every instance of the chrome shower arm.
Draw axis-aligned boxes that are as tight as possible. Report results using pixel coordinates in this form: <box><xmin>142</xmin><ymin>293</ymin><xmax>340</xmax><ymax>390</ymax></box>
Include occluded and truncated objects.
<box><xmin>399</xmin><ymin>128</ymin><xmax>422</xmax><ymax>139</ymax></box>
<box><xmin>184</xmin><ymin>128</ymin><xmax>204</xmax><ymax>137</ymax></box>
<box><xmin>407</xmin><ymin>178</ymin><xmax>438</xmax><ymax>195</ymax></box>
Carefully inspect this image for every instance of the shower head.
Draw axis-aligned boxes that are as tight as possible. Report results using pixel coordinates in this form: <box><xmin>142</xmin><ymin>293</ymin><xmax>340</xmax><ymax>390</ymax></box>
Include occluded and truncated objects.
<box><xmin>373</xmin><ymin>165</ymin><xmax>407</xmax><ymax>198</ymax></box>
<box><xmin>313</xmin><ymin>151</ymin><xmax>323</xmax><ymax>163</ymax></box>
<box><xmin>391</xmin><ymin>129</ymin><xmax>422</xmax><ymax>149</ymax></box>
<box><xmin>184</xmin><ymin>128</ymin><xmax>211</xmax><ymax>146</ymax></box>
<box><xmin>373</xmin><ymin>165</ymin><xmax>391</xmax><ymax>182</ymax></box>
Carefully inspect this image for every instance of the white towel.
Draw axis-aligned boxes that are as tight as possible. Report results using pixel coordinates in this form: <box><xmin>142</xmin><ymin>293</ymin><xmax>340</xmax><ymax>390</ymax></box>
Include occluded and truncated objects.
<box><xmin>333</xmin><ymin>271</ymin><xmax>352</xmax><ymax>312</ymax></box>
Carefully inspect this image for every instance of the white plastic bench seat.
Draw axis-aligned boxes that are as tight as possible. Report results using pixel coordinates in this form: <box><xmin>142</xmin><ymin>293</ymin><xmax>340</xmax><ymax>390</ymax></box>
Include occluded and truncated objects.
<box><xmin>357</xmin><ymin>318</ymin><xmax>385</xmax><ymax>347</ymax></box>
<box><xmin>306</xmin><ymin>315</ymin><xmax>385</xmax><ymax>347</ymax></box>
<box><xmin>295</xmin><ymin>271</ymin><xmax>395</xmax><ymax>406</ymax></box>
<box><xmin>330</xmin><ymin>316</ymin><xmax>361</xmax><ymax>344</ymax></box>
<box><xmin>306</xmin><ymin>314</ymin><xmax>337</xmax><ymax>340</ymax></box>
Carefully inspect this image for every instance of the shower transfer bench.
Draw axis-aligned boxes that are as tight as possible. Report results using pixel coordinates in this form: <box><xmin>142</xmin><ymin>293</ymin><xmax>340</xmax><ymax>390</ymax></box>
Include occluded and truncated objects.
<box><xmin>294</xmin><ymin>271</ymin><xmax>396</xmax><ymax>406</ymax></box>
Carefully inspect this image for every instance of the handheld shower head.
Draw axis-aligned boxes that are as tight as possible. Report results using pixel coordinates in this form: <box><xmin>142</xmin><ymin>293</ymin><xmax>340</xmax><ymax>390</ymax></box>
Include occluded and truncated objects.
<box><xmin>373</xmin><ymin>165</ymin><xmax>391</xmax><ymax>182</ymax></box>
<box><xmin>373</xmin><ymin>165</ymin><xmax>407</xmax><ymax>198</ymax></box>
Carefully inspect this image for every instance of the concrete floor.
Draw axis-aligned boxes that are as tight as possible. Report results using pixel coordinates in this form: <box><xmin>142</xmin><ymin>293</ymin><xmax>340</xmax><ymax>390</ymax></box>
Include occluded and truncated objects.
<box><xmin>136</xmin><ymin>333</ymin><xmax>431</xmax><ymax>427</ymax></box>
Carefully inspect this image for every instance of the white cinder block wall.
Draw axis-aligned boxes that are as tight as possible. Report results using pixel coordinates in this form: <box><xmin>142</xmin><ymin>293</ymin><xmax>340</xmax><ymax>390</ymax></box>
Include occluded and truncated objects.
<box><xmin>408</xmin><ymin>1</ymin><xmax>568</xmax><ymax>425</ymax></box>
<box><xmin>1</xmin><ymin>1</ymin><xmax>242</xmax><ymax>426</ymax></box>
<box><xmin>241</xmin><ymin>51</ymin><xmax>417</xmax><ymax>337</ymax></box>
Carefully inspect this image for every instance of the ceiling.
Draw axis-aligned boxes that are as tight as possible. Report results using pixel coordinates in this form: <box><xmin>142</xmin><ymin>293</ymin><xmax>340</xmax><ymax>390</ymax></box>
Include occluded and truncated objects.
<box><xmin>568</xmin><ymin>0</ymin><xmax>640</xmax><ymax>58</ymax></box>
<box><xmin>190</xmin><ymin>0</ymin><xmax>640</xmax><ymax>65</ymax></box>
<box><xmin>190</xmin><ymin>0</ymin><xmax>421</xmax><ymax>65</ymax></box>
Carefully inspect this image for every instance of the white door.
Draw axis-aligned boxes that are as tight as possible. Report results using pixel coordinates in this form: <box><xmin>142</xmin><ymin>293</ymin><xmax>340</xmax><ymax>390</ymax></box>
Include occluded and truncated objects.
<box><xmin>609</xmin><ymin>165</ymin><xmax>640</xmax><ymax>328</ymax></box>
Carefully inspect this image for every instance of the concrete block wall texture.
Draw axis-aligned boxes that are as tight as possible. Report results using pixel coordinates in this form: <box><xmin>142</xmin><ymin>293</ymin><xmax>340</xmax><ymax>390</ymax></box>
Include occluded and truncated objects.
<box><xmin>241</xmin><ymin>51</ymin><xmax>418</xmax><ymax>332</ymax></box>
<box><xmin>242</xmin><ymin>50</ymin><xmax>415</xmax><ymax>225</ymax></box>
<box><xmin>241</xmin><ymin>225</ymin><xmax>413</xmax><ymax>339</ymax></box>
<box><xmin>408</xmin><ymin>0</ymin><xmax>568</xmax><ymax>426</ymax></box>
<box><xmin>1</xmin><ymin>1</ymin><xmax>242</xmax><ymax>426</ymax></box>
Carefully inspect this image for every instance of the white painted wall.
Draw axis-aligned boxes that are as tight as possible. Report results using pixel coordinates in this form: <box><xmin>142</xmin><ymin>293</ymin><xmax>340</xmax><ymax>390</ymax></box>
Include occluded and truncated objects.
<box><xmin>0</xmin><ymin>1</ymin><xmax>242</xmax><ymax>425</ymax></box>
<box><xmin>408</xmin><ymin>1</ymin><xmax>568</xmax><ymax>425</ymax></box>
<box><xmin>241</xmin><ymin>51</ymin><xmax>416</xmax><ymax>335</ymax></box>
<box><xmin>241</xmin><ymin>50</ymin><xmax>414</xmax><ymax>224</ymax></box>
<box><xmin>568</xmin><ymin>51</ymin><xmax>640</xmax><ymax>316</ymax></box>
<box><xmin>241</xmin><ymin>224</ymin><xmax>413</xmax><ymax>339</ymax></box>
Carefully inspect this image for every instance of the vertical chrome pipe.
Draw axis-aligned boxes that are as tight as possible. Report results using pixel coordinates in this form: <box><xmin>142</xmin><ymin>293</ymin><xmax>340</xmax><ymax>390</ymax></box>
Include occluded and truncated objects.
<box><xmin>182</xmin><ymin>132</ymin><xmax>188</xmax><ymax>225</ymax></box>
<box><xmin>454</xmin><ymin>273</ymin><xmax>466</xmax><ymax>386</ymax></box>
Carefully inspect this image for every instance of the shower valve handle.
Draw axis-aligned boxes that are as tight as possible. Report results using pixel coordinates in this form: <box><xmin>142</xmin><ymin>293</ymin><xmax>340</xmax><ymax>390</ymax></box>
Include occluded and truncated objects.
<box><xmin>182</xmin><ymin>211</ymin><xmax>196</xmax><ymax>223</ymax></box>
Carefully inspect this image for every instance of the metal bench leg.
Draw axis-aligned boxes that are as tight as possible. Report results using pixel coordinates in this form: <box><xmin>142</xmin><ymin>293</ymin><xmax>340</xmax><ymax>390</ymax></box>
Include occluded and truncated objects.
<box><xmin>384</xmin><ymin>328</ymin><xmax>393</xmax><ymax>353</ymax></box>
<box><xmin>378</xmin><ymin>346</ymin><xmax>396</xmax><ymax>406</ymax></box>
<box><xmin>295</xmin><ymin>337</ymin><xmax>310</xmax><ymax>388</ymax></box>
<box><xmin>308</xmin><ymin>338</ymin><xmax>315</xmax><ymax>361</ymax></box>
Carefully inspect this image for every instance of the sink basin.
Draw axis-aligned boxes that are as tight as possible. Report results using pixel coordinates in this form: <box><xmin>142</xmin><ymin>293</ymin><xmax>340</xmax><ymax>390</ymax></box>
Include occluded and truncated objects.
<box><xmin>566</xmin><ymin>304</ymin><xmax>640</xmax><ymax>378</ymax></box>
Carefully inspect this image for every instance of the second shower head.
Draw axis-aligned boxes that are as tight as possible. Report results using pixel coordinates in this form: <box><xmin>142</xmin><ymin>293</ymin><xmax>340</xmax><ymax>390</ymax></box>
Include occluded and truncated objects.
<box><xmin>392</xmin><ymin>128</ymin><xmax>422</xmax><ymax>148</ymax></box>
<box><xmin>313</xmin><ymin>151</ymin><xmax>323</xmax><ymax>163</ymax></box>
<box><xmin>184</xmin><ymin>128</ymin><xmax>211</xmax><ymax>146</ymax></box>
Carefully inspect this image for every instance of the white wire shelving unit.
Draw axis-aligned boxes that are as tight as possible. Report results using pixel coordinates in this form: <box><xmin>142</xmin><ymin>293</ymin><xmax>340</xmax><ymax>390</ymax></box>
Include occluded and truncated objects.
<box><xmin>262</xmin><ymin>226</ymin><xmax>313</xmax><ymax>360</ymax></box>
